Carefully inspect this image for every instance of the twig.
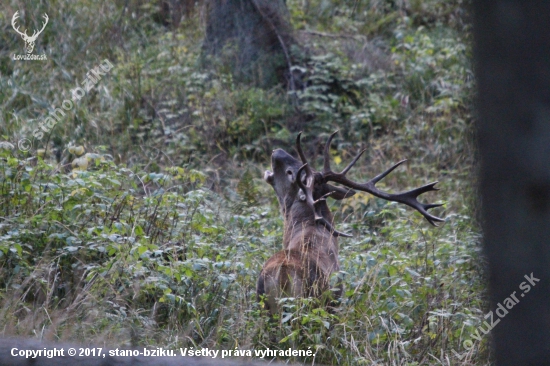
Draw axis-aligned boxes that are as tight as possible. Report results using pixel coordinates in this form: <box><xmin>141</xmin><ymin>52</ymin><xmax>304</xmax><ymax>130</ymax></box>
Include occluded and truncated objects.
<box><xmin>300</xmin><ymin>29</ymin><xmax>365</xmax><ymax>41</ymax></box>
<box><xmin>53</xmin><ymin>220</ymin><xmax>79</xmax><ymax>237</ymax></box>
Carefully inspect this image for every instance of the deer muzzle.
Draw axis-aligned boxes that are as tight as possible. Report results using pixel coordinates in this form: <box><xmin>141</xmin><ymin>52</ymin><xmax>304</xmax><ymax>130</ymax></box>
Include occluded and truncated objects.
<box><xmin>264</xmin><ymin>170</ymin><xmax>274</xmax><ymax>184</ymax></box>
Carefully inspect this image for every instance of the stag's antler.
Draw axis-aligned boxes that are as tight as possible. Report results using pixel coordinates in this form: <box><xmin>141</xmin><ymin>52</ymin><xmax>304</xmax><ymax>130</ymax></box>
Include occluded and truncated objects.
<box><xmin>295</xmin><ymin>133</ymin><xmax>353</xmax><ymax>237</ymax></box>
<box><xmin>321</xmin><ymin>131</ymin><xmax>444</xmax><ymax>226</ymax></box>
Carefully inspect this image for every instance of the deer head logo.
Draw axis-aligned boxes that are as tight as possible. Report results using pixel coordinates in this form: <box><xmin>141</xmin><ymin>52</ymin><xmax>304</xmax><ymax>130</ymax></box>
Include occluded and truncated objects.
<box><xmin>11</xmin><ymin>11</ymin><xmax>49</xmax><ymax>54</ymax></box>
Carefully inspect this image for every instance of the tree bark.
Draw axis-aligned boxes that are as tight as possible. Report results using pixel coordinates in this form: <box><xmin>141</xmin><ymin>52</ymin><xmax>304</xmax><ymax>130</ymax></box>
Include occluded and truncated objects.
<box><xmin>474</xmin><ymin>1</ymin><xmax>550</xmax><ymax>364</ymax></box>
<box><xmin>203</xmin><ymin>0</ymin><xmax>294</xmax><ymax>88</ymax></box>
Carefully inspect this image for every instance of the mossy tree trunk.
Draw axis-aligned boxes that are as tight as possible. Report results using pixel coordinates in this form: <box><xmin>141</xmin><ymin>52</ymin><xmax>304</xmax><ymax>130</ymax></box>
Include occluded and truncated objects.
<box><xmin>203</xmin><ymin>0</ymin><xmax>295</xmax><ymax>88</ymax></box>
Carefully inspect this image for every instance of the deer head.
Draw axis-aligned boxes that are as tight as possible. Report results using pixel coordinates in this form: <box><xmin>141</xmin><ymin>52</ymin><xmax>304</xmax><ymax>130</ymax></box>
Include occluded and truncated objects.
<box><xmin>12</xmin><ymin>11</ymin><xmax>49</xmax><ymax>54</ymax></box>
<box><xmin>266</xmin><ymin>131</ymin><xmax>443</xmax><ymax>233</ymax></box>
<box><xmin>264</xmin><ymin>146</ymin><xmax>354</xmax><ymax>229</ymax></box>
<box><xmin>257</xmin><ymin>131</ymin><xmax>443</xmax><ymax>315</ymax></box>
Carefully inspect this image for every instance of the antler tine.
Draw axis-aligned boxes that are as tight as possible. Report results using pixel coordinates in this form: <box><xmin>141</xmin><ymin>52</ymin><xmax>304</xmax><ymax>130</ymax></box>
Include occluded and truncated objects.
<box><xmin>323</xmin><ymin>130</ymin><xmax>339</xmax><ymax>173</ymax></box>
<box><xmin>341</xmin><ymin>148</ymin><xmax>368</xmax><ymax>175</ymax></box>
<box><xmin>322</xmin><ymin>131</ymin><xmax>368</xmax><ymax>176</ymax></box>
<box><xmin>317</xmin><ymin>218</ymin><xmax>353</xmax><ymax>238</ymax></box>
<box><xmin>369</xmin><ymin>159</ymin><xmax>407</xmax><ymax>184</ymax></box>
<box><xmin>296</xmin><ymin>163</ymin><xmax>352</xmax><ymax>237</ymax></box>
<box><xmin>392</xmin><ymin>181</ymin><xmax>444</xmax><ymax>225</ymax></box>
<box><xmin>295</xmin><ymin>132</ymin><xmax>307</xmax><ymax>164</ymax></box>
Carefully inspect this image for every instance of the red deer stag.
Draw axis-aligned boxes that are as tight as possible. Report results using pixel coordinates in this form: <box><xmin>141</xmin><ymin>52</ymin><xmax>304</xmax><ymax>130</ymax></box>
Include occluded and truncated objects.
<box><xmin>257</xmin><ymin>131</ymin><xmax>443</xmax><ymax>314</ymax></box>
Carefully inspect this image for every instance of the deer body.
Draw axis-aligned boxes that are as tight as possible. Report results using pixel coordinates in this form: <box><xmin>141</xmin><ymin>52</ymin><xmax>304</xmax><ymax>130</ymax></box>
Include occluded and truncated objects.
<box><xmin>258</xmin><ymin>202</ymin><xmax>339</xmax><ymax>312</ymax></box>
<box><xmin>257</xmin><ymin>132</ymin><xmax>443</xmax><ymax>315</ymax></box>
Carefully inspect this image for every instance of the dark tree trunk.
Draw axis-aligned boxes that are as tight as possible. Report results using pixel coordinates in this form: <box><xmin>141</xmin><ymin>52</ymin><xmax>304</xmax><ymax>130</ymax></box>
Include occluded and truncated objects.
<box><xmin>474</xmin><ymin>1</ymin><xmax>550</xmax><ymax>364</ymax></box>
<box><xmin>157</xmin><ymin>0</ymin><xmax>196</xmax><ymax>28</ymax></box>
<box><xmin>203</xmin><ymin>0</ymin><xmax>294</xmax><ymax>88</ymax></box>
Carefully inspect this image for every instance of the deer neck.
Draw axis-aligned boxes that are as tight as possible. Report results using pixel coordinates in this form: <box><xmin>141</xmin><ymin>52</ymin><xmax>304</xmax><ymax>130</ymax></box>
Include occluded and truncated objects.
<box><xmin>281</xmin><ymin>200</ymin><xmax>340</xmax><ymax>271</ymax></box>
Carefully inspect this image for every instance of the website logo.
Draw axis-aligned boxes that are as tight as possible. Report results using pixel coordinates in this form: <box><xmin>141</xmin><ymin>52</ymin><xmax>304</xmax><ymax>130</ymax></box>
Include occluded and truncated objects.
<box><xmin>11</xmin><ymin>11</ymin><xmax>48</xmax><ymax>61</ymax></box>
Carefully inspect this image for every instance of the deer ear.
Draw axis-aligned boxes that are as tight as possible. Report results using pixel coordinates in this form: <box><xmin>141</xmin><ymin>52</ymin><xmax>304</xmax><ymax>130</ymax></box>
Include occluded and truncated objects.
<box><xmin>326</xmin><ymin>184</ymin><xmax>355</xmax><ymax>200</ymax></box>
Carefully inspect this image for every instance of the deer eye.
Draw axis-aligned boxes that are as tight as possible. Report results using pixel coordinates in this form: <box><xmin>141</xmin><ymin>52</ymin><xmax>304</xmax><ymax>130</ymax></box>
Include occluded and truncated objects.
<box><xmin>286</xmin><ymin>169</ymin><xmax>295</xmax><ymax>183</ymax></box>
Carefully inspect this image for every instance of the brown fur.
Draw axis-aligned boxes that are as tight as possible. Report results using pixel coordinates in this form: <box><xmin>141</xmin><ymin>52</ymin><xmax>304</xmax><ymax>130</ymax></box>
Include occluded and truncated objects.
<box><xmin>257</xmin><ymin>249</ymin><xmax>330</xmax><ymax>313</ymax></box>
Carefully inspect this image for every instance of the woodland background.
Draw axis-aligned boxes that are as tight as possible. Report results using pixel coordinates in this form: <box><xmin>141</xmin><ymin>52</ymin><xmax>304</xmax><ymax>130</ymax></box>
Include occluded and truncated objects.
<box><xmin>0</xmin><ymin>0</ymin><xmax>483</xmax><ymax>364</ymax></box>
